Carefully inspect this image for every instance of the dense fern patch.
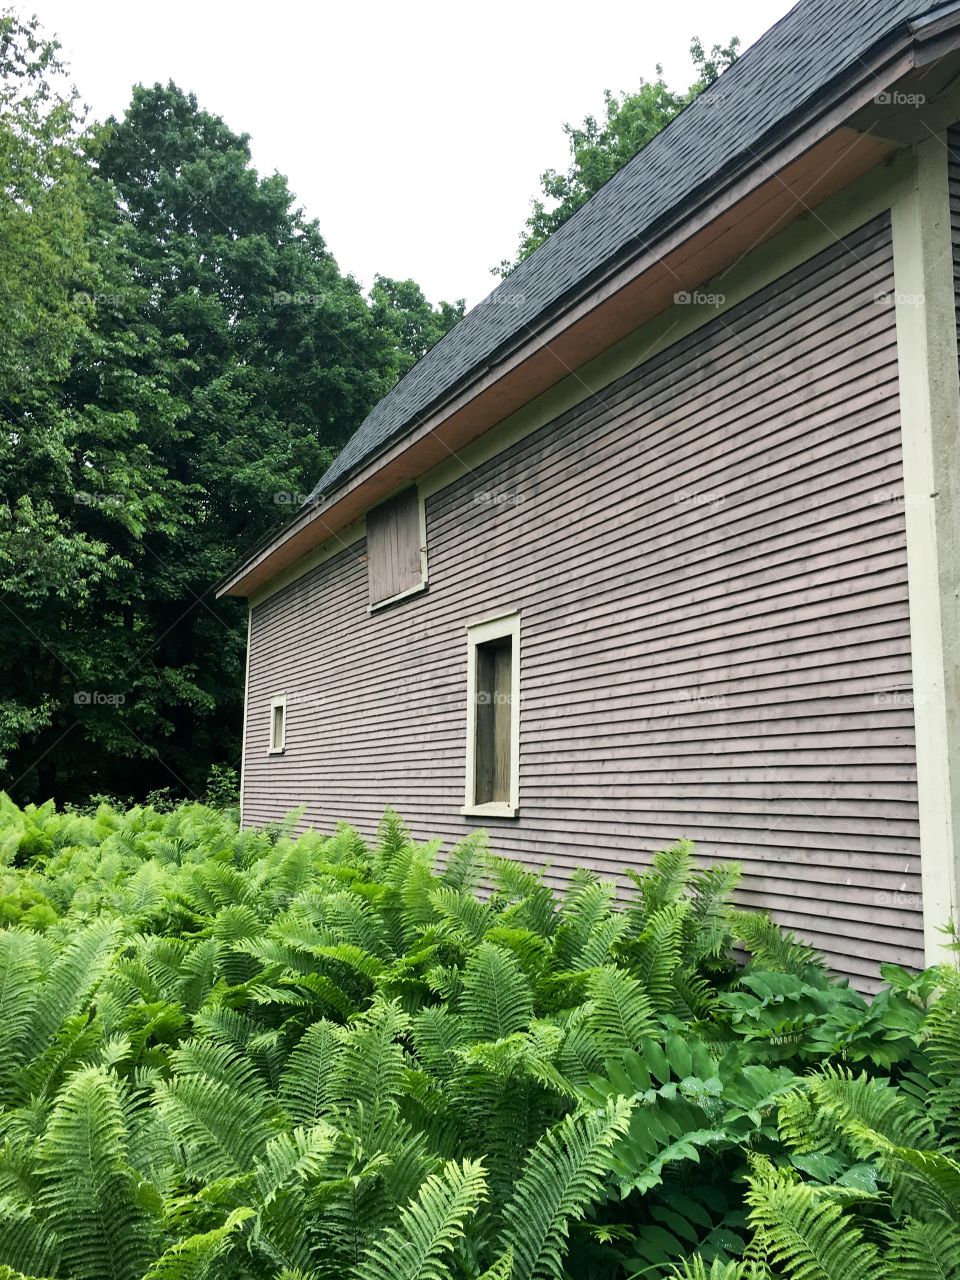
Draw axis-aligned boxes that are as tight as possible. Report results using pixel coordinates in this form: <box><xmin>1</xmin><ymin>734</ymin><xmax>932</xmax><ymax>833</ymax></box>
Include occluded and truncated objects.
<box><xmin>0</xmin><ymin>795</ymin><xmax>956</xmax><ymax>1280</ymax></box>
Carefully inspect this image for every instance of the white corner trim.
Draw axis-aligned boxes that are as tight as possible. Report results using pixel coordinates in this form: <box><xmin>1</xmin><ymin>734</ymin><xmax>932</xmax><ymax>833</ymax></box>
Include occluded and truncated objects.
<box><xmin>463</xmin><ymin>611</ymin><xmax>521</xmax><ymax>817</ymax></box>
<box><xmin>890</xmin><ymin>133</ymin><xmax>960</xmax><ymax>965</ymax></box>
<box><xmin>267</xmin><ymin>694</ymin><xmax>287</xmax><ymax>755</ymax></box>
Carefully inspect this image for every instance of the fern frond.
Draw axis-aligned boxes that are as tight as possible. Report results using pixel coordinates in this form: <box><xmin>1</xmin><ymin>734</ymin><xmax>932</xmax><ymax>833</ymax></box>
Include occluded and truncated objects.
<box><xmin>745</xmin><ymin>1154</ymin><xmax>883</xmax><ymax>1280</ymax></box>
<box><xmin>498</xmin><ymin>1096</ymin><xmax>634</xmax><ymax>1280</ymax></box>
<box><xmin>335</xmin><ymin>999</ymin><xmax>410</xmax><ymax>1113</ymax></box>
<box><xmin>354</xmin><ymin>1158</ymin><xmax>487</xmax><ymax>1280</ymax></box>
<box><xmin>583</xmin><ymin>966</ymin><xmax>657</xmax><ymax>1054</ymax></box>
<box><xmin>734</xmin><ymin>913</ymin><xmax>824</xmax><ymax>976</ymax></box>
<box><xmin>142</xmin><ymin>1207</ymin><xmax>254</xmax><ymax>1280</ymax></box>
<box><xmin>253</xmin><ymin>1124</ymin><xmax>337</xmax><ymax>1206</ymax></box>
<box><xmin>0</xmin><ymin>1198</ymin><xmax>61</xmax><ymax>1278</ymax></box>
<box><xmin>279</xmin><ymin>1020</ymin><xmax>342</xmax><ymax>1124</ymax></box>
<box><xmin>553</xmin><ymin>877</ymin><xmax>626</xmax><ymax>971</ymax></box>
<box><xmin>459</xmin><ymin>943</ymin><xmax>533</xmax><ymax>1043</ymax></box>
<box><xmin>37</xmin><ymin>1066</ymin><xmax>160</xmax><ymax>1280</ymax></box>
<box><xmin>625</xmin><ymin>840</ymin><xmax>694</xmax><ymax>921</ymax></box>
<box><xmin>884</xmin><ymin>1215</ymin><xmax>960</xmax><ymax>1280</ymax></box>
<box><xmin>621</xmin><ymin>903</ymin><xmax>688</xmax><ymax>1010</ymax></box>
<box><xmin>411</xmin><ymin>1006</ymin><xmax>466</xmax><ymax>1080</ymax></box>
<box><xmin>669</xmin><ymin>1259</ymin><xmax>770</xmax><ymax>1280</ymax></box>
<box><xmin>440</xmin><ymin>831</ymin><xmax>489</xmax><ymax>894</ymax></box>
<box><xmin>430</xmin><ymin>885</ymin><xmax>495</xmax><ymax>946</ymax></box>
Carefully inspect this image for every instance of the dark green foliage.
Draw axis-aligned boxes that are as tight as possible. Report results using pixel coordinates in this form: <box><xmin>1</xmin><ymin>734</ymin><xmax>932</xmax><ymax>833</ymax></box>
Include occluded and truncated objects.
<box><xmin>0</xmin><ymin>18</ymin><xmax>461</xmax><ymax>806</ymax></box>
<box><xmin>0</xmin><ymin>795</ymin><xmax>955</xmax><ymax>1280</ymax></box>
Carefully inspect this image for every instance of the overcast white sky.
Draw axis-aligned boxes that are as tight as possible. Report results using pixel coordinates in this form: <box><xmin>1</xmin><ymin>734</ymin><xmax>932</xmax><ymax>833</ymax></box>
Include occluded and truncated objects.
<box><xmin>36</xmin><ymin>0</ymin><xmax>794</xmax><ymax>306</ymax></box>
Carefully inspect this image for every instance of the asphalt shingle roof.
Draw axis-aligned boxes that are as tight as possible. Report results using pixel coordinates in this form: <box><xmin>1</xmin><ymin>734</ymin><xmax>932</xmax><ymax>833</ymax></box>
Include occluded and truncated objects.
<box><xmin>311</xmin><ymin>0</ymin><xmax>938</xmax><ymax>502</ymax></box>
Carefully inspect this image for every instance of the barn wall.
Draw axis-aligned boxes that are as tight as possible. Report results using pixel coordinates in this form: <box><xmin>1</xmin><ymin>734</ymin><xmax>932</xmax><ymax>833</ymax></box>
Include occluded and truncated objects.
<box><xmin>243</xmin><ymin>212</ymin><xmax>921</xmax><ymax>988</ymax></box>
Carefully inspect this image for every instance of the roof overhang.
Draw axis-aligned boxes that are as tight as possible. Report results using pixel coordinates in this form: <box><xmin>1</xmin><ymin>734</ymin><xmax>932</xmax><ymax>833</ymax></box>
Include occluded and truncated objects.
<box><xmin>219</xmin><ymin>9</ymin><xmax>960</xmax><ymax>599</ymax></box>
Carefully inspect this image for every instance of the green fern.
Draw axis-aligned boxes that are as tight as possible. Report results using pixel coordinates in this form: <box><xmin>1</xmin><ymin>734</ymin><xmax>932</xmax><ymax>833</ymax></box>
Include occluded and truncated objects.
<box><xmin>883</xmin><ymin>1215</ymin><xmax>960</xmax><ymax>1280</ymax></box>
<box><xmin>744</xmin><ymin>1154</ymin><xmax>883</xmax><ymax>1280</ymax></box>
<box><xmin>497</xmin><ymin>1096</ymin><xmax>634</xmax><ymax>1280</ymax></box>
<box><xmin>459</xmin><ymin>942</ymin><xmax>533</xmax><ymax>1043</ymax></box>
<box><xmin>583</xmin><ymin>965</ymin><xmax>657</xmax><ymax>1054</ymax></box>
<box><xmin>141</xmin><ymin>1208</ymin><xmax>254</xmax><ymax>1280</ymax></box>
<box><xmin>37</xmin><ymin>1066</ymin><xmax>160</xmax><ymax>1280</ymax></box>
<box><xmin>354</xmin><ymin>1157</ymin><xmax>487</xmax><ymax>1280</ymax></box>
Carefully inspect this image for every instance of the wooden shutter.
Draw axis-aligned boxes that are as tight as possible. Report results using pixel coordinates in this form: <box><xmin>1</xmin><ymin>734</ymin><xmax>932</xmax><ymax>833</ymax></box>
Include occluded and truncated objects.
<box><xmin>366</xmin><ymin>489</ymin><xmax>422</xmax><ymax>605</ymax></box>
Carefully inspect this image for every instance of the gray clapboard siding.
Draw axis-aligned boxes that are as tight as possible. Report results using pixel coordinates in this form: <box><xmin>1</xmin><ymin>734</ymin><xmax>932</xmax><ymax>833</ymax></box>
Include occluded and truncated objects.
<box><xmin>244</xmin><ymin>212</ymin><xmax>920</xmax><ymax>989</ymax></box>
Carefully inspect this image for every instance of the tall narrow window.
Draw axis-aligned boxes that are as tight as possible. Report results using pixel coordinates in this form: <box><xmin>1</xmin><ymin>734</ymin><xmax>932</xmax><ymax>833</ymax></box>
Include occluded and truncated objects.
<box><xmin>463</xmin><ymin>612</ymin><xmax>520</xmax><ymax>817</ymax></box>
<box><xmin>268</xmin><ymin>695</ymin><xmax>286</xmax><ymax>753</ymax></box>
<box><xmin>366</xmin><ymin>487</ymin><xmax>426</xmax><ymax>608</ymax></box>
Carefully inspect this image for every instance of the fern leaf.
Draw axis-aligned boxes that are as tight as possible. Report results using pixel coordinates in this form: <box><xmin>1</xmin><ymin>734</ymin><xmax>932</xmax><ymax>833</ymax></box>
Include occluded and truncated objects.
<box><xmin>745</xmin><ymin>1154</ymin><xmax>883</xmax><ymax>1280</ymax></box>
<box><xmin>354</xmin><ymin>1158</ymin><xmax>487</xmax><ymax>1280</ymax></box>
<box><xmin>335</xmin><ymin>999</ymin><xmax>410</xmax><ymax>1113</ymax></box>
<box><xmin>459</xmin><ymin>943</ymin><xmax>533</xmax><ymax>1043</ymax></box>
<box><xmin>255</xmin><ymin>1124</ymin><xmax>337</xmax><ymax>1205</ymax></box>
<box><xmin>279</xmin><ymin>1020</ymin><xmax>343</xmax><ymax>1124</ymax></box>
<box><xmin>440</xmin><ymin>831</ymin><xmax>489</xmax><ymax>893</ymax></box>
<box><xmin>37</xmin><ymin>1066</ymin><xmax>160</xmax><ymax>1280</ymax></box>
<box><xmin>584</xmin><ymin>966</ymin><xmax>657</xmax><ymax>1054</ymax></box>
<box><xmin>498</xmin><ymin>1096</ymin><xmax>634</xmax><ymax>1280</ymax></box>
<box><xmin>884</xmin><ymin>1216</ymin><xmax>960</xmax><ymax>1280</ymax></box>
<box><xmin>142</xmin><ymin>1207</ymin><xmax>254</xmax><ymax>1280</ymax></box>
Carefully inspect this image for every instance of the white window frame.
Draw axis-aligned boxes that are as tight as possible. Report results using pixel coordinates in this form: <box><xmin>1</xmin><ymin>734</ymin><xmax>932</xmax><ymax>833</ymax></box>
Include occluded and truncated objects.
<box><xmin>268</xmin><ymin>695</ymin><xmax>287</xmax><ymax>754</ymax></box>
<box><xmin>461</xmin><ymin>610</ymin><xmax>520</xmax><ymax>819</ymax></box>
<box><xmin>367</xmin><ymin>484</ymin><xmax>430</xmax><ymax>614</ymax></box>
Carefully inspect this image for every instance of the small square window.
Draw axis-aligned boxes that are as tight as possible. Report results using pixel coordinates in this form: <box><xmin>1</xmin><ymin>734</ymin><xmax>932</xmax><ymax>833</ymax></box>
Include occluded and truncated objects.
<box><xmin>268</xmin><ymin>696</ymin><xmax>286</xmax><ymax>753</ymax></box>
<box><xmin>462</xmin><ymin>612</ymin><xmax>520</xmax><ymax>818</ymax></box>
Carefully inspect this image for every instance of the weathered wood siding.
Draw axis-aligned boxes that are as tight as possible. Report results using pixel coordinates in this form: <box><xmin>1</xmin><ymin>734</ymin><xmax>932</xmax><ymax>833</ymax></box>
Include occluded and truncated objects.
<box><xmin>244</xmin><ymin>213</ymin><xmax>920</xmax><ymax>988</ymax></box>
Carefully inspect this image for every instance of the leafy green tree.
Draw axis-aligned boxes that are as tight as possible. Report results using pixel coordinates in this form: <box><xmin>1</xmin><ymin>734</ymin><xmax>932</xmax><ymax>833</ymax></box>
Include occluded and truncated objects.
<box><xmin>498</xmin><ymin>38</ymin><xmax>739</xmax><ymax>274</ymax></box>
<box><xmin>0</xmin><ymin>12</ymin><xmax>117</xmax><ymax>782</ymax></box>
<box><xmin>369</xmin><ymin>276</ymin><xmax>464</xmax><ymax>377</ymax></box>
<box><xmin>2</xmin><ymin>63</ymin><xmax>461</xmax><ymax>804</ymax></box>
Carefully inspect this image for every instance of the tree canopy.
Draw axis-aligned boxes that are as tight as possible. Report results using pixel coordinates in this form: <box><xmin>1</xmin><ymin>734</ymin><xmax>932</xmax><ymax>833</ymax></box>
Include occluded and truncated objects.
<box><xmin>0</xmin><ymin>15</ymin><xmax>461</xmax><ymax>805</ymax></box>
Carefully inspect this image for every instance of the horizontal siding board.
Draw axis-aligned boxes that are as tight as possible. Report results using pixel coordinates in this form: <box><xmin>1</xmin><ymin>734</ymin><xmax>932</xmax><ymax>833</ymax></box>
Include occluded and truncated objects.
<box><xmin>244</xmin><ymin>213</ymin><xmax>920</xmax><ymax>985</ymax></box>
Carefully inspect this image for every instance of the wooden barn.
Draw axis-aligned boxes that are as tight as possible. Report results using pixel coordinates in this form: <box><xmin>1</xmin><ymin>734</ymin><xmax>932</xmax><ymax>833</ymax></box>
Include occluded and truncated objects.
<box><xmin>219</xmin><ymin>0</ymin><xmax>960</xmax><ymax>988</ymax></box>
